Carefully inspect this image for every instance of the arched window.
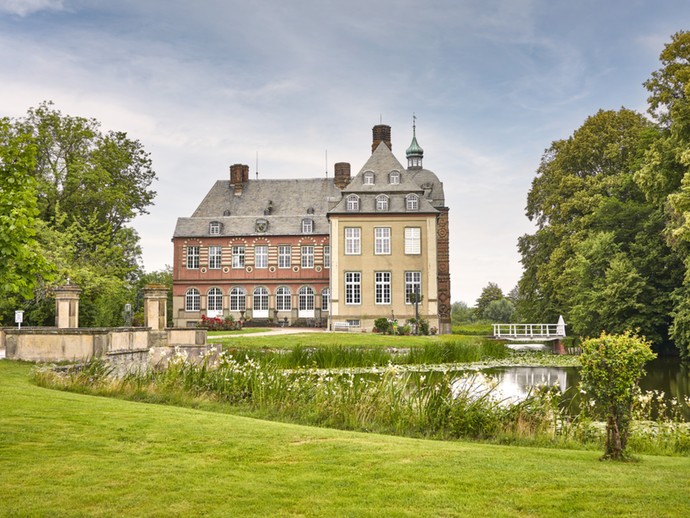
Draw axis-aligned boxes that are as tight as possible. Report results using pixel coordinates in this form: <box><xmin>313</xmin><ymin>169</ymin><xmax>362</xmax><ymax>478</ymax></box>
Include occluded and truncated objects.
<box><xmin>406</xmin><ymin>193</ymin><xmax>419</xmax><ymax>211</ymax></box>
<box><xmin>375</xmin><ymin>194</ymin><xmax>389</xmax><ymax>211</ymax></box>
<box><xmin>276</xmin><ymin>286</ymin><xmax>291</xmax><ymax>311</ymax></box>
<box><xmin>299</xmin><ymin>286</ymin><xmax>315</xmax><ymax>314</ymax></box>
<box><xmin>346</xmin><ymin>194</ymin><xmax>360</xmax><ymax>211</ymax></box>
<box><xmin>207</xmin><ymin>287</ymin><xmax>223</xmax><ymax>312</ymax></box>
<box><xmin>363</xmin><ymin>172</ymin><xmax>375</xmax><ymax>185</ymax></box>
<box><xmin>185</xmin><ymin>288</ymin><xmax>200</xmax><ymax>311</ymax></box>
<box><xmin>321</xmin><ymin>287</ymin><xmax>330</xmax><ymax>311</ymax></box>
<box><xmin>229</xmin><ymin>287</ymin><xmax>246</xmax><ymax>311</ymax></box>
<box><xmin>253</xmin><ymin>287</ymin><xmax>269</xmax><ymax>315</ymax></box>
<box><xmin>389</xmin><ymin>171</ymin><xmax>401</xmax><ymax>184</ymax></box>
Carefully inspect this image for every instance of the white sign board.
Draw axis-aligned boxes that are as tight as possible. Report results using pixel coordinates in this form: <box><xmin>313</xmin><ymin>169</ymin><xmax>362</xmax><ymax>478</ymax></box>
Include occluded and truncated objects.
<box><xmin>15</xmin><ymin>310</ymin><xmax>24</xmax><ymax>329</ymax></box>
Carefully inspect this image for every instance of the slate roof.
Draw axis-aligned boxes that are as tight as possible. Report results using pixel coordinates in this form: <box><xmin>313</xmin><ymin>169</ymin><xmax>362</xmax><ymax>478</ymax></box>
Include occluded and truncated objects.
<box><xmin>328</xmin><ymin>142</ymin><xmax>445</xmax><ymax>214</ymax></box>
<box><xmin>174</xmin><ymin>178</ymin><xmax>340</xmax><ymax>238</ymax></box>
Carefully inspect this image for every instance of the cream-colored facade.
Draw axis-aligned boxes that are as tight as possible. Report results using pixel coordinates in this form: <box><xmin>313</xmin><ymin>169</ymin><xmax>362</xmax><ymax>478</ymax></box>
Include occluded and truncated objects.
<box><xmin>329</xmin><ymin>214</ymin><xmax>439</xmax><ymax>331</ymax></box>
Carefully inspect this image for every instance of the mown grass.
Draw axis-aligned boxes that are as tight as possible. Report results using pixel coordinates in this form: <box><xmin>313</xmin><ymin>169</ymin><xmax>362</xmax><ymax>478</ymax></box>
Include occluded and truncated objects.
<box><xmin>3</xmin><ymin>360</ymin><xmax>690</xmax><ymax>516</ymax></box>
<box><xmin>452</xmin><ymin>322</ymin><xmax>493</xmax><ymax>335</ymax></box>
<box><xmin>206</xmin><ymin>327</ymin><xmax>271</xmax><ymax>336</ymax></box>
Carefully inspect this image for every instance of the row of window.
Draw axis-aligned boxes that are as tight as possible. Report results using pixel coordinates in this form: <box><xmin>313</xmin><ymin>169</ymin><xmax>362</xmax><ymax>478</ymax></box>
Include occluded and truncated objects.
<box><xmin>344</xmin><ymin>271</ymin><xmax>422</xmax><ymax>305</ymax></box>
<box><xmin>185</xmin><ymin>286</ymin><xmax>330</xmax><ymax>312</ymax></box>
<box><xmin>344</xmin><ymin>227</ymin><xmax>421</xmax><ymax>255</ymax></box>
<box><xmin>208</xmin><ymin>219</ymin><xmax>316</xmax><ymax>235</ymax></box>
<box><xmin>363</xmin><ymin>170</ymin><xmax>400</xmax><ymax>185</ymax></box>
<box><xmin>346</xmin><ymin>193</ymin><xmax>419</xmax><ymax>212</ymax></box>
<box><xmin>186</xmin><ymin>245</ymin><xmax>330</xmax><ymax>270</ymax></box>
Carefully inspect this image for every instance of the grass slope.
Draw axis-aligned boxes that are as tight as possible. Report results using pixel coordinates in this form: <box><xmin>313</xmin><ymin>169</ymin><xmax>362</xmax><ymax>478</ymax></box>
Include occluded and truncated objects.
<box><xmin>1</xmin><ymin>361</ymin><xmax>689</xmax><ymax>517</ymax></box>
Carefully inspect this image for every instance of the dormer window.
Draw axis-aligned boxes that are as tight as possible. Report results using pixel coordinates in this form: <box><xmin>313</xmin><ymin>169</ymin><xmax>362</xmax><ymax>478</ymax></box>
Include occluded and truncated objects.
<box><xmin>363</xmin><ymin>172</ymin><xmax>375</xmax><ymax>185</ymax></box>
<box><xmin>406</xmin><ymin>194</ymin><xmax>419</xmax><ymax>211</ymax></box>
<box><xmin>376</xmin><ymin>194</ymin><xmax>389</xmax><ymax>211</ymax></box>
<box><xmin>209</xmin><ymin>221</ymin><xmax>221</xmax><ymax>235</ymax></box>
<box><xmin>346</xmin><ymin>194</ymin><xmax>360</xmax><ymax>211</ymax></box>
<box><xmin>389</xmin><ymin>171</ymin><xmax>400</xmax><ymax>185</ymax></box>
<box><xmin>302</xmin><ymin>218</ymin><xmax>314</xmax><ymax>234</ymax></box>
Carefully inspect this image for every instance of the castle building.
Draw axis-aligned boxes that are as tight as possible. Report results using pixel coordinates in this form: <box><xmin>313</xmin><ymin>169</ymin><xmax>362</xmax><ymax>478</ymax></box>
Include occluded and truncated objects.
<box><xmin>171</xmin><ymin>123</ymin><xmax>451</xmax><ymax>333</ymax></box>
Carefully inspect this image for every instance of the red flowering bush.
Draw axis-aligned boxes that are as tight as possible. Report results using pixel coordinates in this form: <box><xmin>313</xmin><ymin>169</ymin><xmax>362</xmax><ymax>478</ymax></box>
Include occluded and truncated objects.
<box><xmin>197</xmin><ymin>315</ymin><xmax>242</xmax><ymax>331</ymax></box>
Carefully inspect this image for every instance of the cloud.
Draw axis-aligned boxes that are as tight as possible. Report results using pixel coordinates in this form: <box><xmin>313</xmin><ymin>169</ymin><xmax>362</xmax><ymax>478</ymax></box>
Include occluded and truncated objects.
<box><xmin>0</xmin><ymin>0</ymin><xmax>64</xmax><ymax>16</ymax></box>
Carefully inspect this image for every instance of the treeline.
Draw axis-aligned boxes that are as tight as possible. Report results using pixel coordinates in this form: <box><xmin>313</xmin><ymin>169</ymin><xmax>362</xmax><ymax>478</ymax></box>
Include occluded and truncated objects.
<box><xmin>516</xmin><ymin>31</ymin><xmax>690</xmax><ymax>358</ymax></box>
<box><xmin>0</xmin><ymin>101</ymin><xmax>169</xmax><ymax>327</ymax></box>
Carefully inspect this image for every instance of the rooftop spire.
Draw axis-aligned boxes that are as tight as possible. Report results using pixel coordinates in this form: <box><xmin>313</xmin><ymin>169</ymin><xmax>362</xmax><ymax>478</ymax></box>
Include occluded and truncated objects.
<box><xmin>406</xmin><ymin>113</ymin><xmax>424</xmax><ymax>169</ymax></box>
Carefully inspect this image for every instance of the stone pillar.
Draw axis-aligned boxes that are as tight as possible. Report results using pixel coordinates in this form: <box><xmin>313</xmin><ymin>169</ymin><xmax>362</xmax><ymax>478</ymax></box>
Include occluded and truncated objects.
<box><xmin>436</xmin><ymin>207</ymin><xmax>452</xmax><ymax>334</ymax></box>
<box><xmin>55</xmin><ymin>285</ymin><xmax>82</xmax><ymax>329</ymax></box>
<box><xmin>143</xmin><ymin>284</ymin><xmax>168</xmax><ymax>331</ymax></box>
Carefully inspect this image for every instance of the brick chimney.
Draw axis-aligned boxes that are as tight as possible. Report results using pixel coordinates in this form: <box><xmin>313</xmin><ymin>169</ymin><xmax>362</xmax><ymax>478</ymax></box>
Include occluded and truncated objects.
<box><xmin>372</xmin><ymin>124</ymin><xmax>391</xmax><ymax>153</ymax></box>
<box><xmin>334</xmin><ymin>162</ymin><xmax>351</xmax><ymax>189</ymax></box>
<box><xmin>230</xmin><ymin>163</ymin><xmax>248</xmax><ymax>196</ymax></box>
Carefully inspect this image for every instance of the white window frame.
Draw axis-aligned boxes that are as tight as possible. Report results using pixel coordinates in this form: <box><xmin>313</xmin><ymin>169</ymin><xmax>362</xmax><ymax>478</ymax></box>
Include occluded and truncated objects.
<box><xmin>323</xmin><ymin>245</ymin><xmax>330</xmax><ymax>268</ymax></box>
<box><xmin>278</xmin><ymin>245</ymin><xmax>291</xmax><ymax>269</ymax></box>
<box><xmin>405</xmin><ymin>271</ymin><xmax>422</xmax><ymax>304</ymax></box>
<box><xmin>375</xmin><ymin>272</ymin><xmax>391</xmax><ymax>305</ymax></box>
<box><xmin>186</xmin><ymin>246</ymin><xmax>200</xmax><ymax>269</ymax></box>
<box><xmin>374</xmin><ymin>227</ymin><xmax>391</xmax><ymax>255</ymax></box>
<box><xmin>389</xmin><ymin>171</ymin><xmax>400</xmax><ymax>184</ymax></box>
<box><xmin>363</xmin><ymin>172</ymin><xmax>375</xmax><ymax>185</ymax></box>
<box><xmin>209</xmin><ymin>222</ymin><xmax>221</xmax><ymax>235</ymax></box>
<box><xmin>232</xmin><ymin>246</ymin><xmax>245</xmax><ymax>269</ymax></box>
<box><xmin>406</xmin><ymin>194</ymin><xmax>419</xmax><ymax>211</ymax></box>
<box><xmin>404</xmin><ymin>227</ymin><xmax>421</xmax><ymax>255</ymax></box>
<box><xmin>346</xmin><ymin>194</ymin><xmax>360</xmax><ymax>211</ymax></box>
<box><xmin>185</xmin><ymin>288</ymin><xmax>200</xmax><ymax>311</ymax></box>
<box><xmin>321</xmin><ymin>287</ymin><xmax>330</xmax><ymax>311</ymax></box>
<box><xmin>345</xmin><ymin>272</ymin><xmax>361</xmax><ymax>305</ymax></box>
<box><xmin>253</xmin><ymin>287</ymin><xmax>269</xmax><ymax>312</ymax></box>
<box><xmin>301</xmin><ymin>245</ymin><xmax>314</xmax><ymax>268</ymax></box>
<box><xmin>255</xmin><ymin>245</ymin><xmax>268</xmax><ymax>269</ymax></box>
<box><xmin>345</xmin><ymin>227</ymin><xmax>361</xmax><ymax>255</ymax></box>
<box><xmin>229</xmin><ymin>287</ymin><xmax>246</xmax><ymax>311</ymax></box>
<box><xmin>301</xmin><ymin>219</ymin><xmax>314</xmax><ymax>234</ymax></box>
<box><xmin>298</xmin><ymin>286</ymin><xmax>315</xmax><ymax>311</ymax></box>
<box><xmin>208</xmin><ymin>245</ymin><xmax>222</xmax><ymax>269</ymax></box>
<box><xmin>276</xmin><ymin>287</ymin><xmax>291</xmax><ymax>311</ymax></box>
<box><xmin>207</xmin><ymin>287</ymin><xmax>223</xmax><ymax>311</ymax></box>
<box><xmin>375</xmin><ymin>194</ymin><xmax>389</xmax><ymax>211</ymax></box>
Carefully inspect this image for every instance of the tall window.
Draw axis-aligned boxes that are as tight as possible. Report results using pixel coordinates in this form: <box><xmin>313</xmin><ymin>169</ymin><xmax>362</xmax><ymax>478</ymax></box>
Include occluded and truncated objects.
<box><xmin>345</xmin><ymin>227</ymin><xmax>360</xmax><ymax>255</ymax></box>
<box><xmin>278</xmin><ymin>245</ymin><xmax>291</xmax><ymax>268</ymax></box>
<box><xmin>323</xmin><ymin>245</ymin><xmax>330</xmax><ymax>268</ymax></box>
<box><xmin>389</xmin><ymin>171</ymin><xmax>400</xmax><ymax>184</ymax></box>
<box><xmin>404</xmin><ymin>227</ymin><xmax>421</xmax><ymax>255</ymax></box>
<box><xmin>345</xmin><ymin>272</ymin><xmax>361</xmax><ymax>305</ymax></box>
<box><xmin>301</xmin><ymin>219</ymin><xmax>314</xmax><ymax>234</ymax></box>
<box><xmin>301</xmin><ymin>245</ymin><xmax>314</xmax><ymax>268</ymax></box>
<box><xmin>276</xmin><ymin>287</ymin><xmax>291</xmax><ymax>311</ymax></box>
<box><xmin>363</xmin><ymin>172</ymin><xmax>375</xmax><ymax>185</ymax></box>
<box><xmin>299</xmin><ymin>286</ymin><xmax>315</xmax><ymax>311</ymax></box>
<box><xmin>208</xmin><ymin>245</ymin><xmax>222</xmax><ymax>269</ymax></box>
<box><xmin>185</xmin><ymin>288</ymin><xmax>200</xmax><ymax>311</ymax></box>
<box><xmin>374</xmin><ymin>227</ymin><xmax>391</xmax><ymax>255</ymax></box>
<box><xmin>186</xmin><ymin>246</ymin><xmax>200</xmax><ymax>269</ymax></box>
<box><xmin>232</xmin><ymin>246</ymin><xmax>245</xmax><ymax>268</ymax></box>
<box><xmin>255</xmin><ymin>245</ymin><xmax>268</xmax><ymax>269</ymax></box>
<box><xmin>376</xmin><ymin>195</ymin><xmax>389</xmax><ymax>211</ymax></box>
<box><xmin>207</xmin><ymin>287</ymin><xmax>223</xmax><ymax>311</ymax></box>
<box><xmin>405</xmin><ymin>271</ymin><xmax>422</xmax><ymax>304</ymax></box>
<box><xmin>253</xmin><ymin>287</ymin><xmax>268</xmax><ymax>312</ymax></box>
<box><xmin>229</xmin><ymin>287</ymin><xmax>246</xmax><ymax>311</ymax></box>
<box><xmin>406</xmin><ymin>194</ymin><xmax>419</xmax><ymax>211</ymax></box>
<box><xmin>209</xmin><ymin>222</ymin><xmax>221</xmax><ymax>235</ymax></box>
<box><xmin>321</xmin><ymin>287</ymin><xmax>330</xmax><ymax>311</ymax></box>
<box><xmin>346</xmin><ymin>194</ymin><xmax>360</xmax><ymax>211</ymax></box>
<box><xmin>375</xmin><ymin>272</ymin><xmax>391</xmax><ymax>304</ymax></box>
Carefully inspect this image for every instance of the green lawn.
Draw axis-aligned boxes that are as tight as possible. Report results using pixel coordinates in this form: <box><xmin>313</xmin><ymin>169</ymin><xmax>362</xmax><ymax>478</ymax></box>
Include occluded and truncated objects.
<box><xmin>208</xmin><ymin>331</ymin><xmax>444</xmax><ymax>349</ymax></box>
<box><xmin>206</xmin><ymin>327</ymin><xmax>272</xmax><ymax>336</ymax></box>
<box><xmin>2</xmin><ymin>361</ymin><xmax>689</xmax><ymax>516</ymax></box>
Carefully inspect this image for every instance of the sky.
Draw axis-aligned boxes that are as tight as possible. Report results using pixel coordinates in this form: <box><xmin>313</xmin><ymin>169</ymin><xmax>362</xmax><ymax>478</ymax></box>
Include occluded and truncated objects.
<box><xmin>0</xmin><ymin>0</ymin><xmax>687</xmax><ymax>305</ymax></box>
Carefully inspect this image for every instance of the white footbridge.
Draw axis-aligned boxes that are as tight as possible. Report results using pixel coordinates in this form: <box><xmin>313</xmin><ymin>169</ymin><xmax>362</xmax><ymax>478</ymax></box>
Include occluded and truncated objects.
<box><xmin>492</xmin><ymin>315</ymin><xmax>566</xmax><ymax>341</ymax></box>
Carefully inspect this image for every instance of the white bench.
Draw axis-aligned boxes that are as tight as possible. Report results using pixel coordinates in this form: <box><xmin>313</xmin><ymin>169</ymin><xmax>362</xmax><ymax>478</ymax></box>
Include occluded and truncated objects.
<box><xmin>333</xmin><ymin>322</ymin><xmax>351</xmax><ymax>332</ymax></box>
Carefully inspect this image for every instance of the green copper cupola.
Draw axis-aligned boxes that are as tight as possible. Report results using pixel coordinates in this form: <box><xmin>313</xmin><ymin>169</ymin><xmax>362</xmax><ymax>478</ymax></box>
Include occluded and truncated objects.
<box><xmin>406</xmin><ymin>115</ymin><xmax>424</xmax><ymax>169</ymax></box>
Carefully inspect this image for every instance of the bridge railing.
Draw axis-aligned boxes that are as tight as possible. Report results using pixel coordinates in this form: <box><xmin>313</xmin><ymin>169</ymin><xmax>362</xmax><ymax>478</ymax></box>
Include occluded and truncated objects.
<box><xmin>492</xmin><ymin>323</ymin><xmax>565</xmax><ymax>339</ymax></box>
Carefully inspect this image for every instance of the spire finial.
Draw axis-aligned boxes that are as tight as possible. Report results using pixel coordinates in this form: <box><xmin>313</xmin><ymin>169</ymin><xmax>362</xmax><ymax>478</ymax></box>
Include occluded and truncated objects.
<box><xmin>413</xmin><ymin>113</ymin><xmax>416</xmax><ymax>136</ymax></box>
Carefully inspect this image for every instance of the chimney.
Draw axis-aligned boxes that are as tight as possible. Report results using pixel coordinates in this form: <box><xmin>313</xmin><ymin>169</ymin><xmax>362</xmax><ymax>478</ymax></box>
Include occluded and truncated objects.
<box><xmin>230</xmin><ymin>163</ymin><xmax>247</xmax><ymax>196</ymax></box>
<box><xmin>372</xmin><ymin>124</ymin><xmax>391</xmax><ymax>153</ymax></box>
<box><xmin>334</xmin><ymin>162</ymin><xmax>351</xmax><ymax>189</ymax></box>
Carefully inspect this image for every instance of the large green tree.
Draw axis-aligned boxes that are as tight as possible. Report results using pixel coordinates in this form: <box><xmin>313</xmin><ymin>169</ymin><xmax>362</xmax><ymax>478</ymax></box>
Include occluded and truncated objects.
<box><xmin>1</xmin><ymin>103</ymin><xmax>157</xmax><ymax>327</ymax></box>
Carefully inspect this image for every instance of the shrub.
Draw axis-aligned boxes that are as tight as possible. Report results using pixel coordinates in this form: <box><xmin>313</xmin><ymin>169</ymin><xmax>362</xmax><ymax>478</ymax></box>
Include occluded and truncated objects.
<box><xmin>579</xmin><ymin>331</ymin><xmax>656</xmax><ymax>460</ymax></box>
<box><xmin>197</xmin><ymin>315</ymin><xmax>242</xmax><ymax>331</ymax></box>
<box><xmin>374</xmin><ymin>317</ymin><xmax>392</xmax><ymax>334</ymax></box>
